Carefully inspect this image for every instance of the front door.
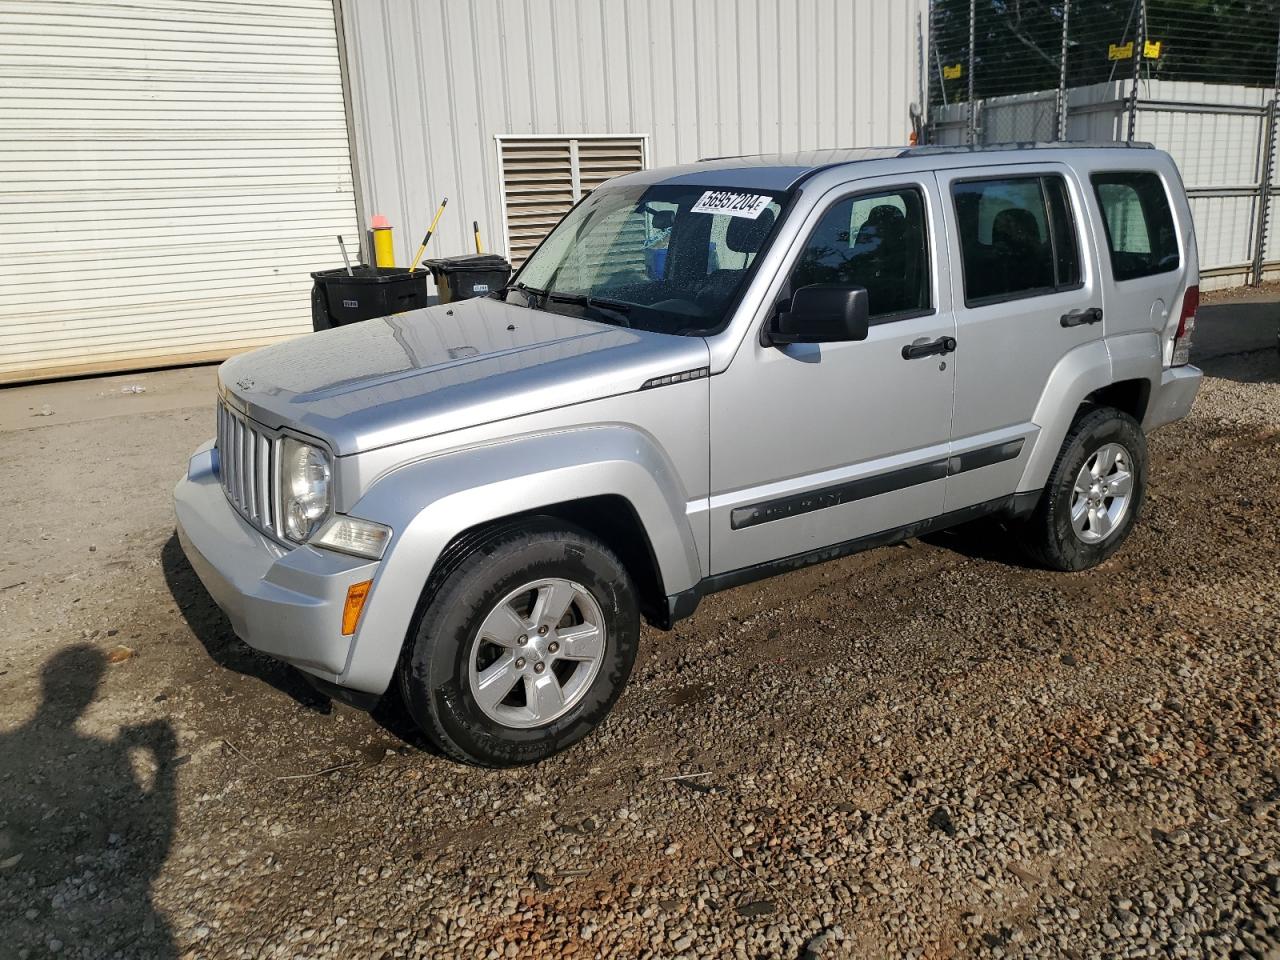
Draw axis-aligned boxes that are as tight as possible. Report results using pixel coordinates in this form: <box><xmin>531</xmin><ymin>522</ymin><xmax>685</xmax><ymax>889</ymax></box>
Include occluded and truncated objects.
<box><xmin>708</xmin><ymin>175</ymin><xmax>957</xmax><ymax>576</ymax></box>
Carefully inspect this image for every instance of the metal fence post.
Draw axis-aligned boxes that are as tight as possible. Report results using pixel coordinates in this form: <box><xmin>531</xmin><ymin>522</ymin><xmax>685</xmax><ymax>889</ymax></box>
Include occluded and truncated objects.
<box><xmin>967</xmin><ymin>0</ymin><xmax>976</xmax><ymax>145</ymax></box>
<box><xmin>1126</xmin><ymin>0</ymin><xmax>1145</xmax><ymax>142</ymax></box>
<box><xmin>1250</xmin><ymin>24</ymin><xmax>1280</xmax><ymax>286</ymax></box>
<box><xmin>1055</xmin><ymin>0</ymin><xmax>1071</xmax><ymax>141</ymax></box>
<box><xmin>916</xmin><ymin>11</ymin><xmax>926</xmax><ymax>143</ymax></box>
<box><xmin>930</xmin><ymin>0</ymin><xmax>947</xmax><ymax>108</ymax></box>
<box><xmin>1252</xmin><ymin>101</ymin><xmax>1278</xmax><ymax>285</ymax></box>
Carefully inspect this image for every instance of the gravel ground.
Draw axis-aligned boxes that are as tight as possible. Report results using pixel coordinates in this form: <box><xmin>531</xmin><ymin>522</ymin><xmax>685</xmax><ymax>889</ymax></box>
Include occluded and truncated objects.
<box><xmin>0</xmin><ymin>337</ymin><xmax>1277</xmax><ymax>959</ymax></box>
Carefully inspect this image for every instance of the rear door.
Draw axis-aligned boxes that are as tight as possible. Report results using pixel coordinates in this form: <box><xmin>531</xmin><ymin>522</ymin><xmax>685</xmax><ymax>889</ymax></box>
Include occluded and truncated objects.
<box><xmin>934</xmin><ymin>163</ymin><xmax>1103</xmax><ymax>512</ymax></box>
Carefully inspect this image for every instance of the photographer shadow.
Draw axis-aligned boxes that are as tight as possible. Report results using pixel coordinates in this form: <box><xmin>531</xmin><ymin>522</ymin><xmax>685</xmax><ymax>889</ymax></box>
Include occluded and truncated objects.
<box><xmin>0</xmin><ymin>646</ymin><xmax>178</xmax><ymax>957</ymax></box>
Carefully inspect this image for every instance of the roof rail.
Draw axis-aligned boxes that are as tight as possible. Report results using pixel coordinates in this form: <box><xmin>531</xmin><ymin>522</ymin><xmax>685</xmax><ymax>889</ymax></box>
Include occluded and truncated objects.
<box><xmin>697</xmin><ymin>140</ymin><xmax>1155</xmax><ymax>165</ymax></box>
<box><xmin>908</xmin><ymin>140</ymin><xmax>1155</xmax><ymax>154</ymax></box>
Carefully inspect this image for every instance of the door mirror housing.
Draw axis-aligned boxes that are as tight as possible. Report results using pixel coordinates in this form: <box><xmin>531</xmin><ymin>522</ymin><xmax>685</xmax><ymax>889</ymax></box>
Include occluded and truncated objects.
<box><xmin>767</xmin><ymin>285</ymin><xmax>870</xmax><ymax>345</ymax></box>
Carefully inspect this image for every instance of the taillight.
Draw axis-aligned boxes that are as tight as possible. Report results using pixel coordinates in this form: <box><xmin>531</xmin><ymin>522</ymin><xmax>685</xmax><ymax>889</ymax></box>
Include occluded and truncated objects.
<box><xmin>1172</xmin><ymin>284</ymin><xmax>1197</xmax><ymax>367</ymax></box>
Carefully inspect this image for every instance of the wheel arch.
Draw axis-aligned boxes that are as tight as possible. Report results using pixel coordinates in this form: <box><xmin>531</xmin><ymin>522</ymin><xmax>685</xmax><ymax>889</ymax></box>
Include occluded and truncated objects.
<box><xmin>1017</xmin><ymin>335</ymin><xmax>1159</xmax><ymax>494</ymax></box>
<box><xmin>1083</xmin><ymin>377</ymin><xmax>1152</xmax><ymax>423</ymax></box>
<box><xmin>418</xmin><ymin>495</ymin><xmax>671</xmax><ymax>632</ymax></box>
<box><xmin>334</xmin><ymin>427</ymin><xmax>702</xmax><ymax>695</ymax></box>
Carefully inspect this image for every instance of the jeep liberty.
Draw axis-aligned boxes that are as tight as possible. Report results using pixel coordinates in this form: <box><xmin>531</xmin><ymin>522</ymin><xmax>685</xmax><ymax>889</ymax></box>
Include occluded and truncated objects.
<box><xmin>175</xmin><ymin>144</ymin><xmax>1202</xmax><ymax>765</ymax></box>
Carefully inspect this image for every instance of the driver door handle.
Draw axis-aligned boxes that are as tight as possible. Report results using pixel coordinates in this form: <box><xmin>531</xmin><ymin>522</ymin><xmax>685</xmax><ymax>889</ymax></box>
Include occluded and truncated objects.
<box><xmin>1061</xmin><ymin>307</ymin><xmax>1103</xmax><ymax>327</ymax></box>
<box><xmin>901</xmin><ymin>335</ymin><xmax>956</xmax><ymax>360</ymax></box>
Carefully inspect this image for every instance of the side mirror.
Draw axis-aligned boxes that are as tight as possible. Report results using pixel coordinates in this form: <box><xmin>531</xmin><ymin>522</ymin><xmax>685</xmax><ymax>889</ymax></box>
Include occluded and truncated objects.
<box><xmin>767</xmin><ymin>284</ymin><xmax>870</xmax><ymax>345</ymax></box>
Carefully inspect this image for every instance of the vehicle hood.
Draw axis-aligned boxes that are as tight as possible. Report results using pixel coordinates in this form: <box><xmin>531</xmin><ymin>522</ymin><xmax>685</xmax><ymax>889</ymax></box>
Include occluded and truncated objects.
<box><xmin>218</xmin><ymin>296</ymin><xmax>710</xmax><ymax>455</ymax></box>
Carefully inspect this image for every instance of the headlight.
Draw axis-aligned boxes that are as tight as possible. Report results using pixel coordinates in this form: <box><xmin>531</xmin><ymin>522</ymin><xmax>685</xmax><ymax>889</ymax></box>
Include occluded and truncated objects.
<box><xmin>280</xmin><ymin>437</ymin><xmax>331</xmax><ymax>542</ymax></box>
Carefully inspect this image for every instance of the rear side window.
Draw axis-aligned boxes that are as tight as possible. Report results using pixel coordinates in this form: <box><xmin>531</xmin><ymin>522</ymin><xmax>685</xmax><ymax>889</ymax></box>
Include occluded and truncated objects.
<box><xmin>952</xmin><ymin>175</ymin><xmax>1082</xmax><ymax>305</ymax></box>
<box><xmin>789</xmin><ymin>187</ymin><xmax>931</xmax><ymax>320</ymax></box>
<box><xmin>1091</xmin><ymin>171</ymin><xmax>1180</xmax><ymax>281</ymax></box>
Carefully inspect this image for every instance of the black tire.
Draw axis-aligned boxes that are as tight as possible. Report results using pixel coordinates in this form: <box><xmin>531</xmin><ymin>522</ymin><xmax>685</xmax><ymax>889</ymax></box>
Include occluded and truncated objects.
<box><xmin>398</xmin><ymin>518</ymin><xmax>640</xmax><ymax>767</ymax></box>
<box><xmin>1019</xmin><ymin>406</ymin><xmax>1147</xmax><ymax>572</ymax></box>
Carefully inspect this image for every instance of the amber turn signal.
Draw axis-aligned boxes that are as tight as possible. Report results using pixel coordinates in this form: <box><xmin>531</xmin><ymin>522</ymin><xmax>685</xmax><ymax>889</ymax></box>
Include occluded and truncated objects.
<box><xmin>342</xmin><ymin>580</ymin><xmax>373</xmax><ymax>636</ymax></box>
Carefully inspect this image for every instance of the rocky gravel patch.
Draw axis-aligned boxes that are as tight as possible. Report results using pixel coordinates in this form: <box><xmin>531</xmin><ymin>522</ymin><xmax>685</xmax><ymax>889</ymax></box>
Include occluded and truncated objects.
<box><xmin>1</xmin><ymin>348</ymin><xmax>1278</xmax><ymax>958</ymax></box>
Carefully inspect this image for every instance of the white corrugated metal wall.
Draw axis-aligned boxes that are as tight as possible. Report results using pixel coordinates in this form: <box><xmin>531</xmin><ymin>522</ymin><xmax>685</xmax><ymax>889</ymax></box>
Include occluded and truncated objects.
<box><xmin>340</xmin><ymin>0</ymin><xmax>927</xmax><ymax>271</ymax></box>
<box><xmin>0</xmin><ymin>0</ymin><xmax>359</xmax><ymax>384</ymax></box>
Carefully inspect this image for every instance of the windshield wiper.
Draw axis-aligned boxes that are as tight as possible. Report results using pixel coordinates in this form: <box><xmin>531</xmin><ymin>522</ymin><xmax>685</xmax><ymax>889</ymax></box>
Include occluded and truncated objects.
<box><xmin>493</xmin><ymin>280</ymin><xmax>546</xmax><ymax>305</ymax></box>
<box><xmin>546</xmin><ymin>292</ymin><xmax>632</xmax><ymax>327</ymax></box>
<box><xmin>501</xmin><ymin>281</ymin><xmax>547</xmax><ymax>305</ymax></box>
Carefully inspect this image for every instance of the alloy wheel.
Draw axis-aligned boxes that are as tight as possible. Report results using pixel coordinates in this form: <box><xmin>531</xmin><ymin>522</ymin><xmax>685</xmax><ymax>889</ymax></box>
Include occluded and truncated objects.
<box><xmin>467</xmin><ymin>578</ymin><xmax>607</xmax><ymax>729</ymax></box>
<box><xmin>1069</xmin><ymin>442</ymin><xmax>1134</xmax><ymax>545</ymax></box>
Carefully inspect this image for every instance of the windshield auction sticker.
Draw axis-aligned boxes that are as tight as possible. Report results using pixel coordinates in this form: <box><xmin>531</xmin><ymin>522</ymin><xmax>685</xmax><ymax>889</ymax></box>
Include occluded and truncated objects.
<box><xmin>690</xmin><ymin>190</ymin><xmax>772</xmax><ymax>219</ymax></box>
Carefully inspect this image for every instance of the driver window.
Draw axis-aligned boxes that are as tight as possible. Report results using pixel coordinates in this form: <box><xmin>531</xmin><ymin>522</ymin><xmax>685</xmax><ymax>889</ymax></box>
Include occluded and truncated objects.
<box><xmin>789</xmin><ymin>187</ymin><xmax>931</xmax><ymax>320</ymax></box>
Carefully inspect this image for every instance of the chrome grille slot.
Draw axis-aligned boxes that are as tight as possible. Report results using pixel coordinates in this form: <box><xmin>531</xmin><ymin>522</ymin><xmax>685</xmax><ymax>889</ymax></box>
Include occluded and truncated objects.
<box><xmin>216</xmin><ymin>398</ymin><xmax>278</xmax><ymax>537</ymax></box>
<box><xmin>229</xmin><ymin>414</ymin><xmax>240</xmax><ymax>504</ymax></box>
<box><xmin>242</xmin><ymin>420</ymin><xmax>256</xmax><ymax>517</ymax></box>
<box><xmin>257</xmin><ymin>431</ymin><xmax>274</xmax><ymax>529</ymax></box>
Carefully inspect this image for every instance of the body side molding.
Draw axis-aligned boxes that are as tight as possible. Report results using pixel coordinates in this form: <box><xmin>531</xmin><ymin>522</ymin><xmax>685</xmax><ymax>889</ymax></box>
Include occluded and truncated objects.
<box><xmin>729</xmin><ymin>439</ymin><xmax>1024</xmax><ymax>530</ymax></box>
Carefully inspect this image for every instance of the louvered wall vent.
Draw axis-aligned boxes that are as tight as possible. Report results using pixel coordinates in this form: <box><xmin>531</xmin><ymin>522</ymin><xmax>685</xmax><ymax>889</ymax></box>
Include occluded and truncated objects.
<box><xmin>496</xmin><ymin>135</ymin><xmax>647</xmax><ymax>266</ymax></box>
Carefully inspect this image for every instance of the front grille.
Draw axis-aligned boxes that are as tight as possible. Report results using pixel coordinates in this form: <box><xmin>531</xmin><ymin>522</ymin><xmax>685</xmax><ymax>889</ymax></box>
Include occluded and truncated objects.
<box><xmin>216</xmin><ymin>399</ymin><xmax>278</xmax><ymax>537</ymax></box>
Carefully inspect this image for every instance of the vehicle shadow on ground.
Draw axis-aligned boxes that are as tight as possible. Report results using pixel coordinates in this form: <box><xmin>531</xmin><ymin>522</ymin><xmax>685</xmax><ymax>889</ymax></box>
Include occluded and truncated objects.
<box><xmin>0</xmin><ymin>646</ymin><xmax>179</xmax><ymax>957</ymax></box>
<box><xmin>919</xmin><ymin>517</ymin><xmax>1032</xmax><ymax>567</ymax></box>
<box><xmin>368</xmin><ymin>687</ymin><xmax>438</xmax><ymax>755</ymax></box>
<box><xmin>1196</xmin><ymin>349</ymin><xmax>1280</xmax><ymax>385</ymax></box>
<box><xmin>160</xmin><ymin>533</ymin><xmax>332</xmax><ymax>714</ymax></box>
<box><xmin>1195</xmin><ymin>301</ymin><xmax>1280</xmax><ymax>383</ymax></box>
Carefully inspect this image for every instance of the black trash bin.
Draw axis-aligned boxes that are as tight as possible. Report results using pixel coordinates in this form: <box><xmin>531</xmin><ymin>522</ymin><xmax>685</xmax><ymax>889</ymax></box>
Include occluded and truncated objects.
<box><xmin>424</xmin><ymin>254</ymin><xmax>511</xmax><ymax>304</ymax></box>
<box><xmin>309</xmin><ymin>266</ymin><xmax>432</xmax><ymax>331</ymax></box>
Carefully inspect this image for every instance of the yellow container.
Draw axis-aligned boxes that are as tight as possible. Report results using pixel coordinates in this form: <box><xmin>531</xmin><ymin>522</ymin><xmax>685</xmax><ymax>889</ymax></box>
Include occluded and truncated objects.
<box><xmin>371</xmin><ymin>214</ymin><xmax>395</xmax><ymax>268</ymax></box>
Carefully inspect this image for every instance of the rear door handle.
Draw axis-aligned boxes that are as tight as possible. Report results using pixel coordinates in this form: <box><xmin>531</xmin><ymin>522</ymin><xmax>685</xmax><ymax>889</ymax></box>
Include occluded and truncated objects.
<box><xmin>901</xmin><ymin>335</ymin><xmax>956</xmax><ymax>360</ymax></box>
<box><xmin>1060</xmin><ymin>307</ymin><xmax>1103</xmax><ymax>328</ymax></box>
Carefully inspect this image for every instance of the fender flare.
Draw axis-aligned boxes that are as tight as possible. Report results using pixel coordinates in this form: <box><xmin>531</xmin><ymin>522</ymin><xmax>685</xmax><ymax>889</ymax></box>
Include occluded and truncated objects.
<box><xmin>1017</xmin><ymin>332</ymin><xmax>1161</xmax><ymax>493</ymax></box>
<box><xmin>1017</xmin><ymin>339</ymin><xmax>1112</xmax><ymax>493</ymax></box>
<box><xmin>335</xmin><ymin>425</ymin><xmax>701</xmax><ymax>694</ymax></box>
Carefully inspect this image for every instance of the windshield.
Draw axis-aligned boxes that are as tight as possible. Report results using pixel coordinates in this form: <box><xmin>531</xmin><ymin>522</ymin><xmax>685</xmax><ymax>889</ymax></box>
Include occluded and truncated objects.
<box><xmin>505</xmin><ymin>182</ymin><xmax>787</xmax><ymax>336</ymax></box>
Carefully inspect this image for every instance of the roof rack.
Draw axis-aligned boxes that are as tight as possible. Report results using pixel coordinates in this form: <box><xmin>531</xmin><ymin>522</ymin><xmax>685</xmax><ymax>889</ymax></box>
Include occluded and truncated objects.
<box><xmin>907</xmin><ymin>140</ymin><xmax>1155</xmax><ymax>154</ymax></box>
<box><xmin>698</xmin><ymin>140</ymin><xmax>1155</xmax><ymax>165</ymax></box>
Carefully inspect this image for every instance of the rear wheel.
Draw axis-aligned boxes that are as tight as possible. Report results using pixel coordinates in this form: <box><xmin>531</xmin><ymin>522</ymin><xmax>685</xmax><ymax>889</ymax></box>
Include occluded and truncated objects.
<box><xmin>1019</xmin><ymin>407</ymin><xmax>1147</xmax><ymax>571</ymax></box>
<box><xmin>399</xmin><ymin>519</ymin><xmax>640</xmax><ymax>766</ymax></box>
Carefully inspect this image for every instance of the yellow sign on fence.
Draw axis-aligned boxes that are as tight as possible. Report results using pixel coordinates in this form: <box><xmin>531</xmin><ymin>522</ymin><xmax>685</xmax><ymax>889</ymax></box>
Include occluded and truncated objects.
<box><xmin>942</xmin><ymin>63</ymin><xmax>963</xmax><ymax>80</ymax></box>
<box><xmin>1109</xmin><ymin>39</ymin><xmax>1162</xmax><ymax>61</ymax></box>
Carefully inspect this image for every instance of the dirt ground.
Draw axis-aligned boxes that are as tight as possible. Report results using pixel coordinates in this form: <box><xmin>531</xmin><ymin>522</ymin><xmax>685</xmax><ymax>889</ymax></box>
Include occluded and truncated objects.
<box><xmin>1</xmin><ymin>300</ymin><xmax>1278</xmax><ymax>960</ymax></box>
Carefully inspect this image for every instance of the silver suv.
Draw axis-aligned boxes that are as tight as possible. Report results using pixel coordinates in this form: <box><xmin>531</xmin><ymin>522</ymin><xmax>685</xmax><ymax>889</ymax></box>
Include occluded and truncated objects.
<box><xmin>175</xmin><ymin>144</ymin><xmax>1202</xmax><ymax>765</ymax></box>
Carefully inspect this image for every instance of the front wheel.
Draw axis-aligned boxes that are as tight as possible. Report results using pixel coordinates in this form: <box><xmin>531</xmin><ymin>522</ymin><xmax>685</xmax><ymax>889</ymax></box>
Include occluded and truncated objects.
<box><xmin>1019</xmin><ymin>407</ymin><xmax>1147</xmax><ymax>571</ymax></box>
<box><xmin>399</xmin><ymin>519</ymin><xmax>640</xmax><ymax>766</ymax></box>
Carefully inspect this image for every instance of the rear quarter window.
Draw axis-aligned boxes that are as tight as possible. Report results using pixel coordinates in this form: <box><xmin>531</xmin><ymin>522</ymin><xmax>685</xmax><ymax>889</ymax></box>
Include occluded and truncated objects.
<box><xmin>1091</xmin><ymin>171</ymin><xmax>1180</xmax><ymax>281</ymax></box>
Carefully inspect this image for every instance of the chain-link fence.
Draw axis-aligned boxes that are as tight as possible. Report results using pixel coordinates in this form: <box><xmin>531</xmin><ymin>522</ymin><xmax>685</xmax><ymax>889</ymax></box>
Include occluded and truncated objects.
<box><xmin>925</xmin><ymin>1</ymin><xmax>1280</xmax><ymax>287</ymax></box>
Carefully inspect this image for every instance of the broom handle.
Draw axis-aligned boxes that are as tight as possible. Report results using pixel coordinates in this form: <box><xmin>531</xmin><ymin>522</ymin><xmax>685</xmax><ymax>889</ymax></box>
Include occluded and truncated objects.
<box><xmin>409</xmin><ymin>197</ymin><xmax>448</xmax><ymax>272</ymax></box>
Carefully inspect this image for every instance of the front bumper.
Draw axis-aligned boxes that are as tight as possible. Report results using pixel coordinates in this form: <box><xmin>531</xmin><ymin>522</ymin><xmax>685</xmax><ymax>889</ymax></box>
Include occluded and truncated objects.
<box><xmin>1144</xmin><ymin>364</ymin><xmax>1203</xmax><ymax>432</ymax></box>
<box><xmin>173</xmin><ymin>442</ymin><xmax>379</xmax><ymax>685</ymax></box>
